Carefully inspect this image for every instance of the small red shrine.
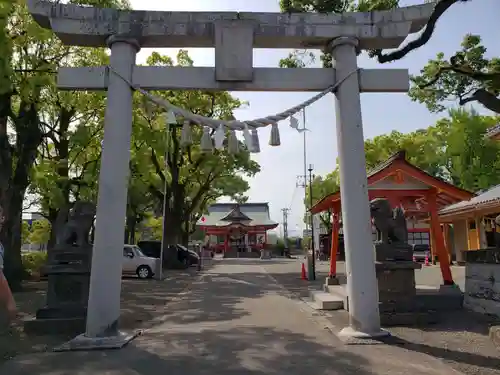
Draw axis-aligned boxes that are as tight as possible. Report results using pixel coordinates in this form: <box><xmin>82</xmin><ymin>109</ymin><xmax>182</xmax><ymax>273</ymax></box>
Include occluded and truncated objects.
<box><xmin>310</xmin><ymin>151</ymin><xmax>474</xmax><ymax>285</ymax></box>
<box><xmin>197</xmin><ymin>203</ymin><xmax>278</xmax><ymax>253</ymax></box>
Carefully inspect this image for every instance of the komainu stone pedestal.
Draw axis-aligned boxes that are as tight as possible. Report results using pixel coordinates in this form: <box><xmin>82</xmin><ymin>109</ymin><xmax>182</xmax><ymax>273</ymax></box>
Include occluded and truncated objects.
<box><xmin>24</xmin><ymin>201</ymin><xmax>96</xmax><ymax>336</ymax></box>
<box><xmin>24</xmin><ymin>246</ymin><xmax>92</xmax><ymax>335</ymax></box>
<box><xmin>375</xmin><ymin>243</ymin><xmax>437</xmax><ymax>326</ymax></box>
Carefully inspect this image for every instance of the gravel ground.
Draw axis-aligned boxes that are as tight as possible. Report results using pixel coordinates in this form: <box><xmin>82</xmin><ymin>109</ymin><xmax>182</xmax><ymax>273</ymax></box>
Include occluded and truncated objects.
<box><xmin>262</xmin><ymin>258</ymin><xmax>500</xmax><ymax>375</ymax></box>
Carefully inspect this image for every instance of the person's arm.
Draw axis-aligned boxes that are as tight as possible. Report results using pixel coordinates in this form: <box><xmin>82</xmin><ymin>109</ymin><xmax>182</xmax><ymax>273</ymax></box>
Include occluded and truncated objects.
<box><xmin>0</xmin><ymin>254</ymin><xmax>16</xmax><ymax>320</ymax></box>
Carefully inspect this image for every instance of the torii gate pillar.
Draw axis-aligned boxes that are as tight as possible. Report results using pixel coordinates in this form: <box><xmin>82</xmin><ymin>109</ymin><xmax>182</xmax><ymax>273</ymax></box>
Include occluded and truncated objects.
<box><xmin>329</xmin><ymin>37</ymin><xmax>384</xmax><ymax>338</ymax></box>
<box><xmin>84</xmin><ymin>36</ymin><xmax>140</xmax><ymax>341</ymax></box>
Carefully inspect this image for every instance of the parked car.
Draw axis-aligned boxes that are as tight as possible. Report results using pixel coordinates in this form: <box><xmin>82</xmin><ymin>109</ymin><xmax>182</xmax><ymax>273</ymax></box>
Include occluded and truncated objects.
<box><xmin>137</xmin><ymin>241</ymin><xmax>200</xmax><ymax>266</ymax></box>
<box><xmin>122</xmin><ymin>244</ymin><xmax>158</xmax><ymax>279</ymax></box>
<box><xmin>412</xmin><ymin>244</ymin><xmax>430</xmax><ymax>262</ymax></box>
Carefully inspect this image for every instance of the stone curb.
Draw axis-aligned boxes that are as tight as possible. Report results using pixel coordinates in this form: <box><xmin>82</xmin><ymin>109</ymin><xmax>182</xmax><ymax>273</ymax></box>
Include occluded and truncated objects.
<box><xmin>490</xmin><ymin>325</ymin><xmax>500</xmax><ymax>349</ymax></box>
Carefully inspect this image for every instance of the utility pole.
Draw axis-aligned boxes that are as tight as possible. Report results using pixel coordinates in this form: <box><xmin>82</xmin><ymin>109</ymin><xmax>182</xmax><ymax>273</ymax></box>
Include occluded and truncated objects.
<box><xmin>281</xmin><ymin>208</ymin><xmax>290</xmax><ymax>250</ymax></box>
<box><xmin>297</xmin><ymin>108</ymin><xmax>309</xmax><ymax>240</ymax></box>
<box><xmin>308</xmin><ymin>164</ymin><xmax>316</xmax><ymax>280</ymax></box>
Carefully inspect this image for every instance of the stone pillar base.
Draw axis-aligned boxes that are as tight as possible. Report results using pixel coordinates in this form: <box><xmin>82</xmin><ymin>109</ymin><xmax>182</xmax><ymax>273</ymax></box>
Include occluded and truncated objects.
<box><xmin>260</xmin><ymin>249</ymin><xmax>272</xmax><ymax>259</ymax></box>
<box><xmin>325</xmin><ymin>276</ymin><xmax>340</xmax><ymax>286</ymax></box>
<box><xmin>490</xmin><ymin>326</ymin><xmax>500</xmax><ymax>349</ymax></box>
<box><xmin>54</xmin><ymin>330</ymin><xmax>141</xmax><ymax>352</ymax></box>
<box><xmin>338</xmin><ymin>326</ymin><xmax>390</xmax><ymax>341</ymax></box>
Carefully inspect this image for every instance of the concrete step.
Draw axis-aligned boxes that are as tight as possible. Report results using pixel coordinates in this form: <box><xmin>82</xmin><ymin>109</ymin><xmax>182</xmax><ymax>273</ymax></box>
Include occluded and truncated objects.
<box><xmin>309</xmin><ymin>291</ymin><xmax>344</xmax><ymax>310</ymax></box>
<box><xmin>324</xmin><ymin>285</ymin><xmax>349</xmax><ymax>311</ymax></box>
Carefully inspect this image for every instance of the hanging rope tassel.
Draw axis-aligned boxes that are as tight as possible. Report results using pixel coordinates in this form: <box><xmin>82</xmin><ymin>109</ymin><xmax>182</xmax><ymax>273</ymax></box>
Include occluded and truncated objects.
<box><xmin>269</xmin><ymin>123</ymin><xmax>281</xmax><ymax>146</ymax></box>
<box><xmin>228</xmin><ymin>130</ymin><xmax>239</xmax><ymax>154</ymax></box>
<box><xmin>289</xmin><ymin>115</ymin><xmax>299</xmax><ymax>130</ymax></box>
<box><xmin>200</xmin><ymin>127</ymin><xmax>213</xmax><ymax>152</ymax></box>
<box><xmin>164</xmin><ymin>111</ymin><xmax>177</xmax><ymax>125</ymax></box>
<box><xmin>242</xmin><ymin>124</ymin><xmax>253</xmax><ymax>151</ymax></box>
<box><xmin>180</xmin><ymin>120</ymin><xmax>193</xmax><ymax>146</ymax></box>
<box><xmin>251</xmin><ymin>128</ymin><xmax>260</xmax><ymax>153</ymax></box>
<box><xmin>214</xmin><ymin>124</ymin><xmax>225</xmax><ymax>150</ymax></box>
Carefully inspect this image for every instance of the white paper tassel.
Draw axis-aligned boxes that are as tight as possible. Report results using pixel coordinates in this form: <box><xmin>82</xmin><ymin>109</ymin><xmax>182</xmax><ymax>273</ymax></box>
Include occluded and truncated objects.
<box><xmin>228</xmin><ymin>130</ymin><xmax>239</xmax><ymax>154</ymax></box>
<box><xmin>200</xmin><ymin>127</ymin><xmax>213</xmax><ymax>152</ymax></box>
<box><xmin>180</xmin><ymin>120</ymin><xmax>193</xmax><ymax>146</ymax></box>
<box><xmin>289</xmin><ymin>115</ymin><xmax>299</xmax><ymax>130</ymax></box>
<box><xmin>242</xmin><ymin>124</ymin><xmax>253</xmax><ymax>151</ymax></box>
<box><xmin>164</xmin><ymin>111</ymin><xmax>177</xmax><ymax>125</ymax></box>
<box><xmin>214</xmin><ymin>124</ymin><xmax>225</xmax><ymax>150</ymax></box>
<box><xmin>251</xmin><ymin>129</ymin><xmax>260</xmax><ymax>153</ymax></box>
<box><xmin>269</xmin><ymin>123</ymin><xmax>281</xmax><ymax>146</ymax></box>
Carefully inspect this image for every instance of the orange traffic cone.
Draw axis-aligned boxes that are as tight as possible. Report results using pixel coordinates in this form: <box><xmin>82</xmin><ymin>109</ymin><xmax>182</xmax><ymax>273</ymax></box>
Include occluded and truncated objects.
<box><xmin>424</xmin><ymin>255</ymin><xmax>430</xmax><ymax>266</ymax></box>
<box><xmin>301</xmin><ymin>262</ymin><xmax>307</xmax><ymax>280</ymax></box>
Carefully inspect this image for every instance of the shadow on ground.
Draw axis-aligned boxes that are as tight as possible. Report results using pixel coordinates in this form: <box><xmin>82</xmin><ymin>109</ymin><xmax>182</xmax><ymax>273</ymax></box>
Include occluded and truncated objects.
<box><xmin>150</xmin><ymin>270</ymin><xmax>280</xmax><ymax>325</ymax></box>
<box><xmin>385</xmin><ymin>310</ymin><xmax>500</xmax><ymax>374</ymax></box>
<box><xmin>2</xmin><ymin>326</ymin><xmax>376</xmax><ymax>375</ymax></box>
<box><xmin>0</xmin><ymin>264</ymin><xmax>211</xmax><ymax>364</ymax></box>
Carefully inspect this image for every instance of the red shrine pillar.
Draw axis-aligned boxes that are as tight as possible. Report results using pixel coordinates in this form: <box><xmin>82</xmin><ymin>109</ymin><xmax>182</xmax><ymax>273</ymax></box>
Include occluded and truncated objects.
<box><xmin>224</xmin><ymin>233</ymin><xmax>229</xmax><ymax>253</ymax></box>
<box><xmin>329</xmin><ymin>212</ymin><xmax>340</xmax><ymax>278</ymax></box>
<box><xmin>427</xmin><ymin>189</ymin><xmax>454</xmax><ymax>285</ymax></box>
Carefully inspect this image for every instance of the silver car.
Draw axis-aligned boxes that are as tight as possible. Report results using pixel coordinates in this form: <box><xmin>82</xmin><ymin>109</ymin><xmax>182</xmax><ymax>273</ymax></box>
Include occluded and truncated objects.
<box><xmin>122</xmin><ymin>244</ymin><xmax>158</xmax><ymax>279</ymax></box>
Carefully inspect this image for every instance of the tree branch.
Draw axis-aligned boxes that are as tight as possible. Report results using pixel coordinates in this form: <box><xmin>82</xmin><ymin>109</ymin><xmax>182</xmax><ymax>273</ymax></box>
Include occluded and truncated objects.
<box><xmin>374</xmin><ymin>0</ymin><xmax>462</xmax><ymax>63</ymax></box>
<box><xmin>459</xmin><ymin>89</ymin><xmax>500</xmax><ymax>113</ymax></box>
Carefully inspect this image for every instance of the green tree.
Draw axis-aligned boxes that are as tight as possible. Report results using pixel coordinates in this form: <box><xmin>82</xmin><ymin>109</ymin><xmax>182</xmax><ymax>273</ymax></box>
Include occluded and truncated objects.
<box><xmin>132</xmin><ymin>51</ymin><xmax>260</xmax><ymax>267</ymax></box>
<box><xmin>280</xmin><ymin>1</ymin><xmax>499</xmax><ymax>113</ymax></box>
<box><xmin>0</xmin><ymin>0</ymin><xmax>129</xmax><ymax>287</ymax></box>
<box><xmin>305</xmin><ymin>170</ymin><xmax>340</xmax><ymax>231</ymax></box>
<box><xmin>410</xmin><ymin>34</ymin><xmax>500</xmax><ymax>114</ymax></box>
<box><xmin>28</xmin><ymin>219</ymin><xmax>51</xmax><ymax>246</ymax></box>
<box><xmin>21</xmin><ymin>221</ymin><xmax>30</xmax><ymax>245</ymax></box>
<box><xmin>310</xmin><ymin>109</ymin><xmax>500</xmax><ymax>214</ymax></box>
<box><xmin>279</xmin><ymin>0</ymin><xmax>399</xmax><ymax>68</ymax></box>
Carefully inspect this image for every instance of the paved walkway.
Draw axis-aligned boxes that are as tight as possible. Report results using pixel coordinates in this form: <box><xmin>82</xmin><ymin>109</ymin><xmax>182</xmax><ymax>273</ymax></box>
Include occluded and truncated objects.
<box><xmin>1</xmin><ymin>259</ymin><xmax>464</xmax><ymax>375</ymax></box>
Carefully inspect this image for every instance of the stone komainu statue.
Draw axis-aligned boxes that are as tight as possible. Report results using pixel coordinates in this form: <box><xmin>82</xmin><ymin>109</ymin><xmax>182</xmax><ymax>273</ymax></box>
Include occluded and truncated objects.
<box><xmin>369</xmin><ymin>198</ymin><xmax>408</xmax><ymax>245</ymax></box>
<box><xmin>56</xmin><ymin>201</ymin><xmax>96</xmax><ymax>247</ymax></box>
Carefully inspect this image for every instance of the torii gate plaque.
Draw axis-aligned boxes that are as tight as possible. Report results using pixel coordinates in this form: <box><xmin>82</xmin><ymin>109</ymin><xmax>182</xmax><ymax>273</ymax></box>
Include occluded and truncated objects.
<box><xmin>28</xmin><ymin>0</ymin><xmax>435</xmax><ymax>348</ymax></box>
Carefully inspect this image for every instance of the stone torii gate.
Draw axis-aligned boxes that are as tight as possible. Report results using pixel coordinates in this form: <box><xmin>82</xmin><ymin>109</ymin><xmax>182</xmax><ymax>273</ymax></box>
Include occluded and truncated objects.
<box><xmin>28</xmin><ymin>0</ymin><xmax>435</xmax><ymax>347</ymax></box>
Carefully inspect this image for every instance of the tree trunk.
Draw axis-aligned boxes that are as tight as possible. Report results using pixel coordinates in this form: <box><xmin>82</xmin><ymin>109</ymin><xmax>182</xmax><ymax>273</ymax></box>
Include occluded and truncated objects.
<box><xmin>124</xmin><ymin>215</ymin><xmax>136</xmax><ymax>244</ymax></box>
<box><xmin>0</xmin><ymin>190</ymin><xmax>25</xmax><ymax>291</ymax></box>
<box><xmin>129</xmin><ymin>220</ymin><xmax>137</xmax><ymax>244</ymax></box>
<box><xmin>161</xmin><ymin>196</ymin><xmax>184</xmax><ymax>269</ymax></box>
<box><xmin>180</xmin><ymin>230</ymin><xmax>189</xmax><ymax>247</ymax></box>
<box><xmin>0</xmin><ymin>100</ymin><xmax>42</xmax><ymax>288</ymax></box>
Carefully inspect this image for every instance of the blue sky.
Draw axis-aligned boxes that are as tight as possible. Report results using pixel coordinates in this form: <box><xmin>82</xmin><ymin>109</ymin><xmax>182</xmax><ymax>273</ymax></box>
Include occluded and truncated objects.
<box><xmin>130</xmin><ymin>0</ymin><xmax>499</xmax><ymax>236</ymax></box>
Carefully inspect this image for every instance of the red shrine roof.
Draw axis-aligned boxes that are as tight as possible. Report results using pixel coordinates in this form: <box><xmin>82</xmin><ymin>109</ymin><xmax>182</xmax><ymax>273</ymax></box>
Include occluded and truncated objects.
<box><xmin>197</xmin><ymin>203</ymin><xmax>278</xmax><ymax>229</ymax></box>
<box><xmin>310</xmin><ymin>150</ymin><xmax>474</xmax><ymax>215</ymax></box>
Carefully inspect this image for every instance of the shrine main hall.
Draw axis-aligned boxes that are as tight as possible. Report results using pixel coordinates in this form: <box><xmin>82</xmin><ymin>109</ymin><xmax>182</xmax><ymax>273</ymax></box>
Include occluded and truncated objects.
<box><xmin>197</xmin><ymin>203</ymin><xmax>278</xmax><ymax>256</ymax></box>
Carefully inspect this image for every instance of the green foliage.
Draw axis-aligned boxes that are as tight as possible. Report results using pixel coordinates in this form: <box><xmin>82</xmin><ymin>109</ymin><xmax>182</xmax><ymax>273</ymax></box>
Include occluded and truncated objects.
<box><xmin>21</xmin><ymin>251</ymin><xmax>47</xmax><ymax>276</ymax></box>
<box><xmin>363</xmin><ymin>109</ymin><xmax>500</xmax><ymax>191</ymax></box>
<box><xmin>279</xmin><ymin>0</ymin><xmax>399</xmax><ymax>68</ymax></box>
<box><xmin>28</xmin><ymin>219</ymin><xmax>51</xmax><ymax>245</ymax></box>
<box><xmin>304</xmin><ymin>170</ymin><xmax>339</xmax><ymax>229</ymax></box>
<box><xmin>0</xmin><ymin>0</ymin><xmax>129</xmax><ymax>285</ymax></box>
<box><xmin>410</xmin><ymin>35</ymin><xmax>500</xmax><ymax>114</ymax></box>
<box><xmin>278</xmin><ymin>1</ymin><xmax>498</xmax><ymax>113</ymax></box>
<box><xmin>21</xmin><ymin>220</ymin><xmax>30</xmax><ymax>244</ymax></box>
<box><xmin>309</xmin><ymin>109</ymin><xmax>500</xmax><ymax>220</ymax></box>
<box><xmin>132</xmin><ymin>50</ymin><xmax>260</xmax><ymax>244</ymax></box>
<box><xmin>139</xmin><ymin>217</ymin><xmax>163</xmax><ymax>241</ymax></box>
